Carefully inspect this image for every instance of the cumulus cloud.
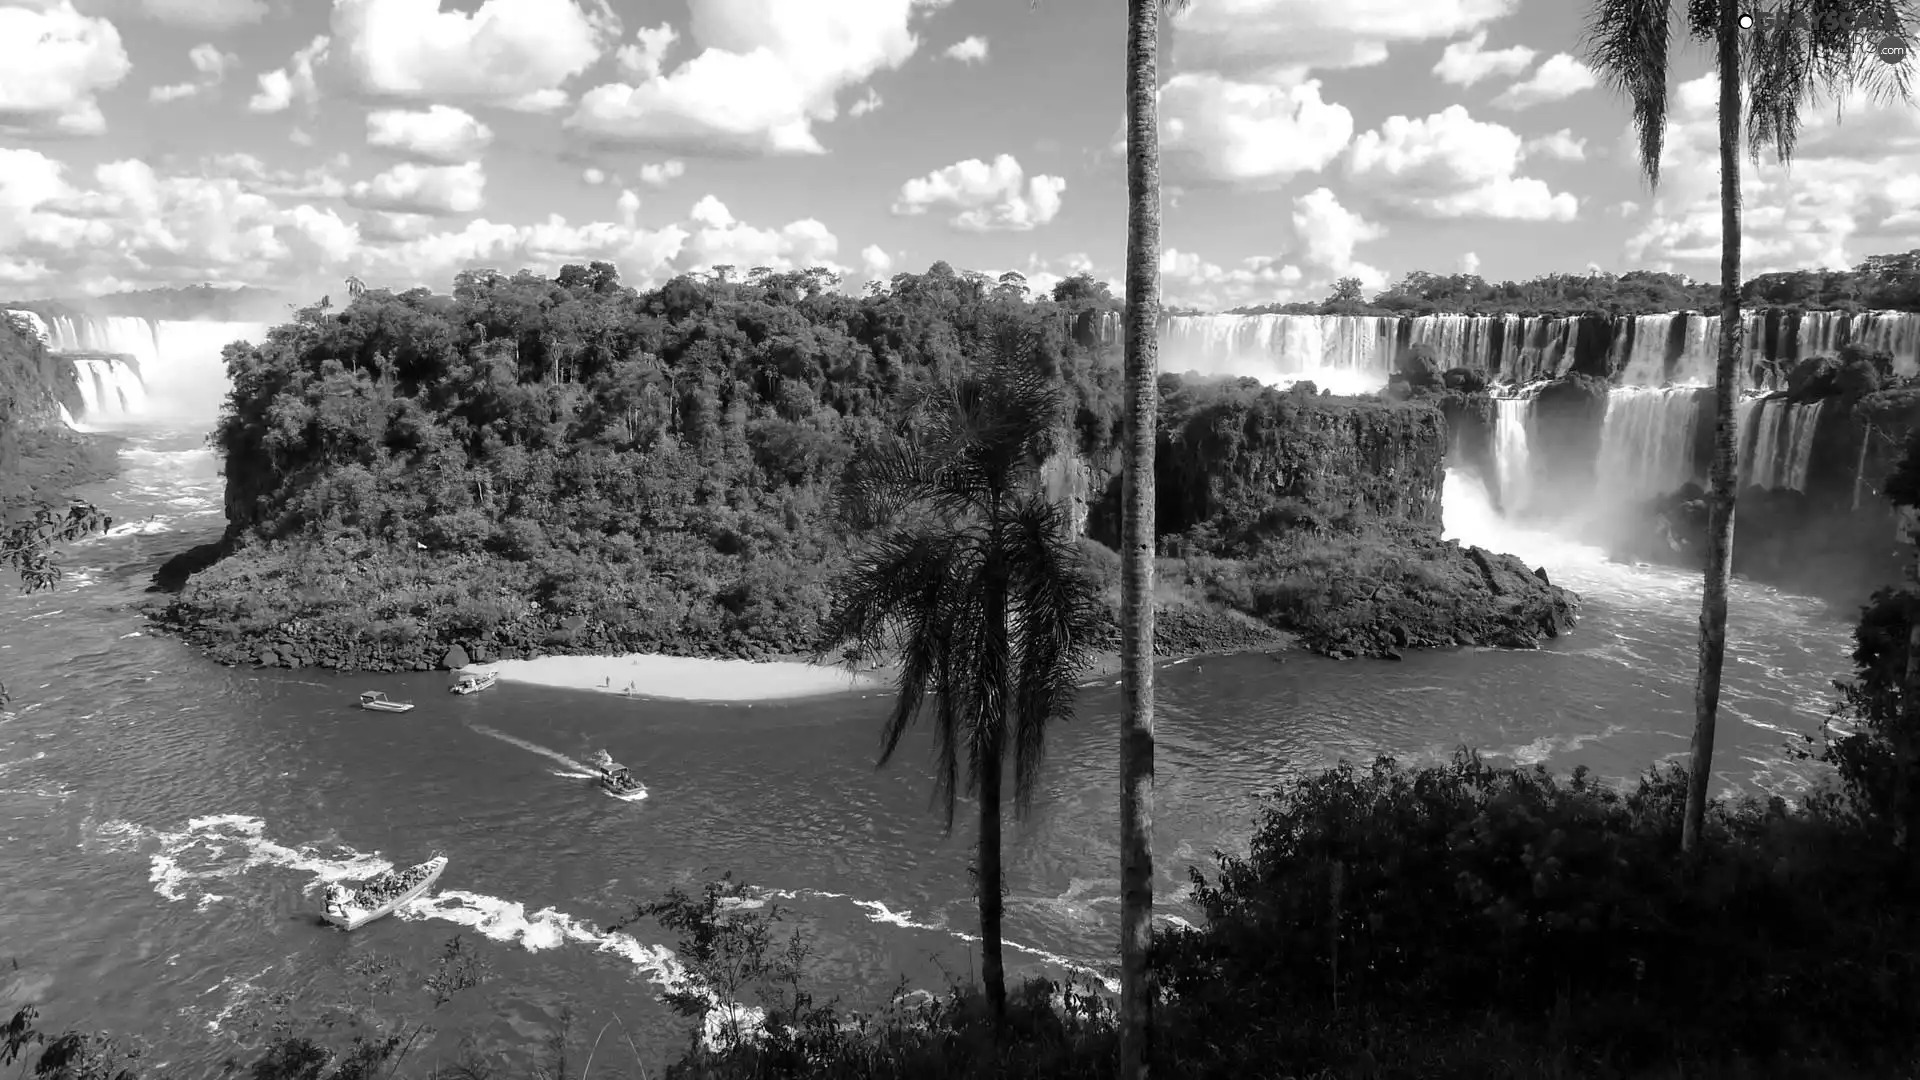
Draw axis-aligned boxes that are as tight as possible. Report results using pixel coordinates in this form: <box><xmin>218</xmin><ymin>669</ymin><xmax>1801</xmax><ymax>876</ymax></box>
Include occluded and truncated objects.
<box><xmin>1491</xmin><ymin>54</ymin><xmax>1597</xmax><ymax>110</ymax></box>
<box><xmin>849</xmin><ymin>88</ymin><xmax>883</xmax><ymax>116</ymax></box>
<box><xmin>348</xmin><ymin>161</ymin><xmax>487</xmax><ymax>215</ymax></box>
<box><xmin>1347</xmin><ymin>105</ymin><xmax>1578</xmax><ymax>221</ymax></box>
<box><xmin>133</xmin><ymin>0</ymin><xmax>269</xmax><ymax>30</ymax></box>
<box><xmin>1160</xmin><ymin>249</ymin><xmax>1305</xmax><ymax>310</ymax></box>
<box><xmin>332</xmin><ymin>0</ymin><xmax>613</xmax><ymax>108</ymax></box>
<box><xmin>150</xmin><ymin>43</ymin><xmax>238</xmax><ymax>103</ymax></box>
<box><xmin>1154</xmin><ymin>72</ymin><xmax>1353</xmax><ymax>189</ymax></box>
<box><xmin>639</xmin><ymin>160</ymin><xmax>685</xmax><ymax>186</ymax></box>
<box><xmin>582</xmin><ymin>167</ymin><xmax>607</xmax><ymax>185</ymax></box>
<box><xmin>0</xmin><ymin>148</ymin><xmax>843</xmax><ymax>297</ymax></box>
<box><xmin>1173</xmin><ymin>0</ymin><xmax>1520</xmax><ymax>75</ymax></box>
<box><xmin>248</xmin><ymin>35</ymin><xmax>328</xmax><ymax>113</ymax></box>
<box><xmin>1524</xmin><ymin>128</ymin><xmax>1586</xmax><ymax>161</ymax></box>
<box><xmin>1623</xmin><ymin>73</ymin><xmax>1920</xmax><ymax>273</ymax></box>
<box><xmin>943</xmin><ymin>36</ymin><xmax>988</xmax><ymax>63</ymax></box>
<box><xmin>1458</xmin><ymin>251</ymin><xmax>1481</xmax><ymax>274</ymax></box>
<box><xmin>567</xmin><ymin>0</ymin><xmax>933</xmax><ymax>155</ymax></box>
<box><xmin>0</xmin><ymin>1</ymin><xmax>130</xmax><ymax>137</ymax></box>
<box><xmin>891</xmin><ymin>154</ymin><xmax>1065</xmax><ymax>231</ymax></box>
<box><xmin>1431</xmin><ymin>30</ymin><xmax>1534</xmax><ymax>86</ymax></box>
<box><xmin>366</xmin><ymin>105</ymin><xmax>494</xmax><ymax>164</ymax></box>
<box><xmin>1291</xmin><ymin>186</ymin><xmax>1385</xmax><ymax>277</ymax></box>
<box><xmin>616</xmin><ymin>23</ymin><xmax>677</xmax><ymax>80</ymax></box>
<box><xmin>861</xmin><ymin>244</ymin><xmax>892</xmax><ymax>279</ymax></box>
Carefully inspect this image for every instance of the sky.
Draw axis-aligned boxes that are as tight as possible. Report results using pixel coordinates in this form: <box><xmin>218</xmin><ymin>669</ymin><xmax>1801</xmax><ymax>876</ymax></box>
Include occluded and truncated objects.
<box><xmin>0</xmin><ymin>0</ymin><xmax>1916</xmax><ymax>310</ymax></box>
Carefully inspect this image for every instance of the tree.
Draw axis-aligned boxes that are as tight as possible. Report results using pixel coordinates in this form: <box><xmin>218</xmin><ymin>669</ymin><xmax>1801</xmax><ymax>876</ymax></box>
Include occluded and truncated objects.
<box><xmin>1584</xmin><ymin>0</ymin><xmax>1915</xmax><ymax>853</ymax></box>
<box><xmin>1</xmin><ymin>502</ymin><xmax>111</xmax><ymax>709</ymax></box>
<box><xmin>814</xmin><ymin>333</ymin><xmax>1103</xmax><ymax>1023</ymax></box>
<box><xmin>1119</xmin><ymin>1</ymin><xmax>1189</xmax><ymax>1075</ymax></box>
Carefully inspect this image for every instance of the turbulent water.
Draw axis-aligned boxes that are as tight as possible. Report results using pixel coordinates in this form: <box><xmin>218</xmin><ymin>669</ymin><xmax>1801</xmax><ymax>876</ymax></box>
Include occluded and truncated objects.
<box><xmin>0</xmin><ymin>331</ymin><xmax>1865</xmax><ymax>1073</ymax></box>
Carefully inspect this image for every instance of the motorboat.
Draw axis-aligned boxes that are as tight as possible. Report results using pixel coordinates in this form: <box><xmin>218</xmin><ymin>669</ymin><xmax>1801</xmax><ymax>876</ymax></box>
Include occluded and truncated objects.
<box><xmin>592</xmin><ymin>749</ymin><xmax>648</xmax><ymax>800</ymax></box>
<box><xmin>358</xmin><ymin>691</ymin><xmax>414</xmax><ymax>713</ymax></box>
<box><xmin>449</xmin><ymin>667</ymin><xmax>498</xmax><ymax>695</ymax></box>
<box><xmin>321</xmin><ymin>855</ymin><xmax>447</xmax><ymax>931</ymax></box>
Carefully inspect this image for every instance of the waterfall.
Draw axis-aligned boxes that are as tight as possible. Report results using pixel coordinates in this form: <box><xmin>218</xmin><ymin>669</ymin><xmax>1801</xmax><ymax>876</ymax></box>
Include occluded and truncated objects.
<box><xmin>1738</xmin><ymin>397</ymin><xmax>1825</xmax><ymax>492</ymax></box>
<box><xmin>32</xmin><ymin>314</ymin><xmax>270</xmax><ymax>423</ymax></box>
<box><xmin>1159</xmin><ymin>314</ymin><xmax>1398</xmax><ymax>395</ymax></box>
<box><xmin>1493</xmin><ymin>395</ymin><xmax>1534</xmax><ymax>516</ymax></box>
<box><xmin>1612</xmin><ymin>314</ymin><xmax>1675</xmax><ymax>386</ymax></box>
<box><xmin>1596</xmin><ymin>387</ymin><xmax>1702</xmax><ymax>504</ymax></box>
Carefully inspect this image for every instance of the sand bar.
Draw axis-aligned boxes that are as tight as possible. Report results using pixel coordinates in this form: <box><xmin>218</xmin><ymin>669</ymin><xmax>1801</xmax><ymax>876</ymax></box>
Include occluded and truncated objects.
<box><xmin>474</xmin><ymin>653</ymin><xmax>889</xmax><ymax>702</ymax></box>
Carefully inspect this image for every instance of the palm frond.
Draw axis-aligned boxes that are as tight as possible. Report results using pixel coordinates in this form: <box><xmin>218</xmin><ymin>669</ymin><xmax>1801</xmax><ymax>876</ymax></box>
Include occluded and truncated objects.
<box><xmin>1584</xmin><ymin>0</ymin><xmax>1679</xmax><ymax>188</ymax></box>
<box><xmin>1002</xmin><ymin>495</ymin><xmax>1105</xmax><ymax>818</ymax></box>
<box><xmin>1747</xmin><ymin>0</ymin><xmax>1918</xmax><ymax>165</ymax></box>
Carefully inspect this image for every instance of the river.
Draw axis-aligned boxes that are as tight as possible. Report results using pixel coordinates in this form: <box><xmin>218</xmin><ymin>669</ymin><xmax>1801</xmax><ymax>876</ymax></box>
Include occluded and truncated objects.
<box><xmin>0</xmin><ymin>422</ymin><xmax>1859</xmax><ymax>1073</ymax></box>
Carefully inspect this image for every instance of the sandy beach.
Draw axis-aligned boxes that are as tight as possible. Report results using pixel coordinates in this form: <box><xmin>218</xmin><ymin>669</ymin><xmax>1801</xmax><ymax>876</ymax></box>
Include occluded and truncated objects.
<box><xmin>473</xmin><ymin>652</ymin><xmax>894</xmax><ymax>702</ymax></box>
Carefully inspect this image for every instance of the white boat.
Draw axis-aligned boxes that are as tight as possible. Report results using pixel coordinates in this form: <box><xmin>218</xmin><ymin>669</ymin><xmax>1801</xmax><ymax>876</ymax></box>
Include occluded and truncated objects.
<box><xmin>322</xmin><ymin>855</ymin><xmax>447</xmax><ymax>931</ymax></box>
<box><xmin>358</xmin><ymin>691</ymin><xmax>414</xmax><ymax>713</ymax></box>
<box><xmin>449</xmin><ymin>667</ymin><xmax>498</xmax><ymax>695</ymax></box>
<box><xmin>592</xmin><ymin>749</ymin><xmax>648</xmax><ymax>801</ymax></box>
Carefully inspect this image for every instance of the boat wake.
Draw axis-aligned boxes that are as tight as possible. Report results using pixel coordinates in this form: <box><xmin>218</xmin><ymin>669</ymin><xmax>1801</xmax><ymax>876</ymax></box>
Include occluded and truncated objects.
<box><xmin>468</xmin><ymin>724</ymin><xmax>593</xmax><ymax>774</ymax></box>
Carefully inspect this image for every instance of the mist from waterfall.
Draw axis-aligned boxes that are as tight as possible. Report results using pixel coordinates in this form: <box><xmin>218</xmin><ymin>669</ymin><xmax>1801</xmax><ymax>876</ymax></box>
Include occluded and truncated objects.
<box><xmin>26</xmin><ymin>314</ymin><xmax>270</xmax><ymax>426</ymax></box>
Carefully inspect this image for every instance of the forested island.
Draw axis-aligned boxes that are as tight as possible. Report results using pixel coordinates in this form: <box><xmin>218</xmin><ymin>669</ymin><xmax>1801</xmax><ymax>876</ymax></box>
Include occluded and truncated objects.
<box><xmin>110</xmin><ymin>261</ymin><xmax>1576</xmax><ymax>673</ymax></box>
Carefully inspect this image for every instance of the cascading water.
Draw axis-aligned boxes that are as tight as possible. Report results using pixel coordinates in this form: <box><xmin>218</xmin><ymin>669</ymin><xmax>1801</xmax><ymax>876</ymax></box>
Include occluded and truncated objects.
<box><xmin>1158</xmin><ymin>314</ymin><xmax>1397</xmax><ymax>395</ymax></box>
<box><xmin>22</xmin><ymin>314</ymin><xmax>271</xmax><ymax>424</ymax></box>
<box><xmin>1738</xmin><ymin>397</ymin><xmax>1826</xmax><ymax>492</ymax></box>
<box><xmin>1493</xmin><ymin>395</ymin><xmax>1534</xmax><ymax>517</ymax></box>
<box><xmin>1596</xmin><ymin>387</ymin><xmax>1703</xmax><ymax>505</ymax></box>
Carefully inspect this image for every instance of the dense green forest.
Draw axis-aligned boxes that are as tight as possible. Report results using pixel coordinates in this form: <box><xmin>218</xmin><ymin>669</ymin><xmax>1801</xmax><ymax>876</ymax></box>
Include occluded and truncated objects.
<box><xmin>1230</xmin><ymin>248</ymin><xmax>1920</xmax><ymax>318</ymax></box>
<box><xmin>142</xmin><ymin>260</ymin><xmax>1571</xmax><ymax>670</ymax></box>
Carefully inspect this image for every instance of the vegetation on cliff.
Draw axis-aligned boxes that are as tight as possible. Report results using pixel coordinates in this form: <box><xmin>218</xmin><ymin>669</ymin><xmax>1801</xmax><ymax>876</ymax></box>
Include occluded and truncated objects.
<box><xmin>1231</xmin><ymin>248</ymin><xmax>1920</xmax><ymax>318</ymax></box>
<box><xmin>146</xmin><ymin>263</ymin><xmax>1573</xmax><ymax>669</ymax></box>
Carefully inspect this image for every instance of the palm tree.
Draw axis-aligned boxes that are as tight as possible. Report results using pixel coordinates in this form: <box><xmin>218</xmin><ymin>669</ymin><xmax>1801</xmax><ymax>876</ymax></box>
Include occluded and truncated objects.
<box><xmin>815</xmin><ymin>330</ymin><xmax>1104</xmax><ymax>1021</ymax></box>
<box><xmin>1584</xmin><ymin>0</ymin><xmax>1914</xmax><ymax>852</ymax></box>
<box><xmin>1120</xmin><ymin>1</ymin><xmax>1187</xmax><ymax>1074</ymax></box>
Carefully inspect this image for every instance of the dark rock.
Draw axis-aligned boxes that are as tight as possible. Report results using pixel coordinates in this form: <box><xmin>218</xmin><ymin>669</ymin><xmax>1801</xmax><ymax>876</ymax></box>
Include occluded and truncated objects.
<box><xmin>442</xmin><ymin>644</ymin><xmax>470</xmax><ymax>670</ymax></box>
<box><xmin>257</xmin><ymin>648</ymin><xmax>279</xmax><ymax>667</ymax></box>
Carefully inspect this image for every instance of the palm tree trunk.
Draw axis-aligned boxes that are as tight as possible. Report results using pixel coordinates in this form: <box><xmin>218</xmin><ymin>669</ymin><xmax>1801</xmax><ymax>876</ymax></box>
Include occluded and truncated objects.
<box><xmin>1684</xmin><ymin>0</ymin><xmax>1743</xmax><ymax>854</ymax></box>
<box><xmin>977</xmin><ymin>725</ymin><xmax>1008</xmax><ymax>1019</ymax></box>
<box><xmin>1119</xmin><ymin>0</ymin><xmax>1162</xmax><ymax>1074</ymax></box>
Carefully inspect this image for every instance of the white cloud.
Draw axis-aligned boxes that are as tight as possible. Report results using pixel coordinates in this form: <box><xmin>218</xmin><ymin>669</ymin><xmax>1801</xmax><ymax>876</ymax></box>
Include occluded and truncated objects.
<box><xmin>150</xmin><ymin>42</ymin><xmax>239</xmax><ymax>103</ymax></box>
<box><xmin>1458</xmin><ymin>251</ymin><xmax>1480</xmax><ymax>274</ymax></box>
<box><xmin>135</xmin><ymin>0</ymin><xmax>268</xmax><ymax>30</ymax></box>
<box><xmin>1155</xmin><ymin>73</ymin><xmax>1353</xmax><ymax>189</ymax></box>
<box><xmin>1623</xmin><ymin>73</ymin><xmax>1920</xmax><ymax>274</ymax></box>
<box><xmin>1160</xmin><ymin>249</ymin><xmax>1305</xmax><ymax>310</ymax></box>
<box><xmin>0</xmin><ymin>1</ymin><xmax>130</xmax><ymax>137</ymax></box>
<box><xmin>348</xmin><ymin>161</ymin><xmax>487</xmax><ymax>216</ymax></box>
<box><xmin>1173</xmin><ymin>0</ymin><xmax>1520</xmax><ymax>75</ymax></box>
<box><xmin>638</xmin><ymin>160</ymin><xmax>685</xmax><ymax>186</ymax></box>
<box><xmin>567</xmin><ymin>0</ymin><xmax>932</xmax><ymax>155</ymax></box>
<box><xmin>1347</xmin><ymin>105</ymin><xmax>1578</xmax><ymax>221</ymax></box>
<box><xmin>1524</xmin><ymin>128</ymin><xmax>1586</xmax><ymax>161</ymax></box>
<box><xmin>943</xmin><ymin>36</ymin><xmax>988</xmax><ymax>63</ymax></box>
<box><xmin>200</xmin><ymin>152</ymin><xmax>350</xmax><ymax>199</ymax></box>
<box><xmin>366</xmin><ymin>105</ymin><xmax>494</xmax><ymax>164</ymax></box>
<box><xmin>247</xmin><ymin>34</ymin><xmax>328</xmax><ymax>113</ymax></box>
<box><xmin>682</xmin><ymin>195</ymin><xmax>842</xmax><ymax>274</ymax></box>
<box><xmin>332</xmin><ymin>0</ymin><xmax>612</xmax><ymax>107</ymax></box>
<box><xmin>891</xmin><ymin>154</ymin><xmax>1065</xmax><ymax>231</ymax></box>
<box><xmin>1431</xmin><ymin>30</ymin><xmax>1534</xmax><ymax>86</ymax></box>
<box><xmin>849</xmin><ymin>87</ymin><xmax>883</xmax><ymax>116</ymax></box>
<box><xmin>616</xmin><ymin>23</ymin><xmax>677</xmax><ymax>80</ymax></box>
<box><xmin>616</xmin><ymin>188</ymin><xmax>639</xmax><ymax>225</ymax></box>
<box><xmin>861</xmin><ymin>243</ymin><xmax>892</xmax><ymax>278</ymax></box>
<box><xmin>0</xmin><ymin>148</ymin><xmax>846</xmax><ymax>297</ymax></box>
<box><xmin>1291</xmin><ymin>186</ymin><xmax>1385</xmax><ymax>276</ymax></box>
<box><xmin>582</xmin><ymin>167</ymin><xmax>607</xmax><ymax>185</ymax></box>
<box><xmin>1491</xmin><ymin>53</ymin><xmax>1597</xmax><ymax>110</ymax></box>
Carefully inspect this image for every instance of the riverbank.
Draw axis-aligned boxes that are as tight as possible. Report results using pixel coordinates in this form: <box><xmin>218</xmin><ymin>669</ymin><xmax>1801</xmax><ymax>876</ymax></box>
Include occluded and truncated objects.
<box><xmin>0</xmin><ymin>424</ymin><xmax>123</xmax><ymax>520</ymax></box>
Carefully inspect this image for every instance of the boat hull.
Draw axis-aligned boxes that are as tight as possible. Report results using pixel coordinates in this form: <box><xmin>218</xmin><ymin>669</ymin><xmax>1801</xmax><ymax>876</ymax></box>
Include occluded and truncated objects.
<box><xmin>449</xmin><ymin>673</ymin><xmax>497</xmax><ymax>695</ymax></box>
<box><xmin>360</xmin><ymin>701</ymin><xmax>414</xmax><ymax>713</ymax></box>
<box><xmin>322</xmin><ymin>857</ymin><xmax>447</xmax><ymax>931</ymax></box>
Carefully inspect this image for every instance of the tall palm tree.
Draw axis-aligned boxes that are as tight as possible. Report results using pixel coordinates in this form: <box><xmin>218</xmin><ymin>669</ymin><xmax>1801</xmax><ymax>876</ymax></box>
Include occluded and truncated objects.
<box><xmin>1120</xmin><ymin>1</ymin><xmax>1187</xmax><ymax>1074</ymax></box>
<box><xmin>1585</xmin><ymin>0</ymin><xmax>1914</xmax><ymax>852</ymax></box>
<box><xmin>816</xmin><ymin>331</ymin><xmax>1104</xmax><ymax>1021</ymax></box>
